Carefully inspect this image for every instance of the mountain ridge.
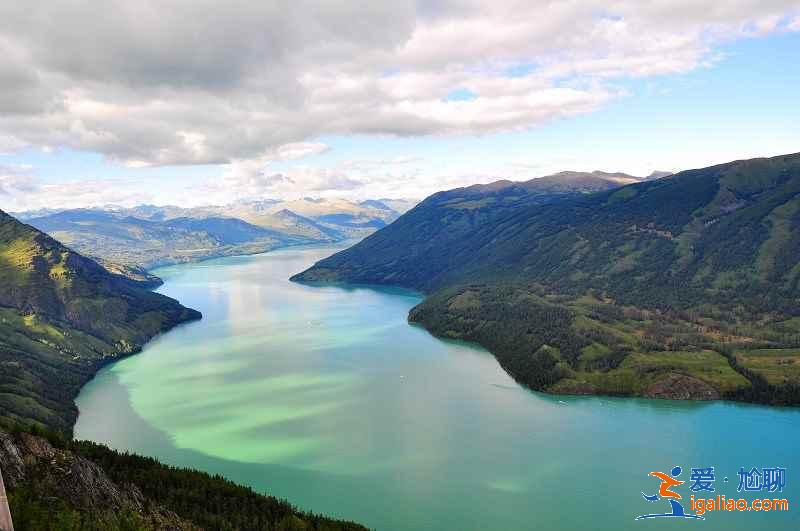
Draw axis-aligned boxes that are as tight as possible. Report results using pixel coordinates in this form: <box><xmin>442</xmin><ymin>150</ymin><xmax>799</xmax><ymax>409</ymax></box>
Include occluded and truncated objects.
<box><xmin>294</xmin><ymin>153</ymin><xmax>800</xmax><ymax>404</ymax></box>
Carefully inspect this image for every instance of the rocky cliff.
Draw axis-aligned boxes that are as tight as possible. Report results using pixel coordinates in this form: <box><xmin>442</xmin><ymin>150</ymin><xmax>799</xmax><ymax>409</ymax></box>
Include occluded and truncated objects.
<box><xmin>0</xmin><ymin>429</ymin><xmax>193</xmax><ymax>530</ymax></box>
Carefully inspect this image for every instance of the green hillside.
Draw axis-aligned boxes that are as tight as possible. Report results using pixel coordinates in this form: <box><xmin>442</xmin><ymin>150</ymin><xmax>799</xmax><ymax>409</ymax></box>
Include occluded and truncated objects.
<box><xmin>292</xmin><ymin>170</ymin><xmax>647</xmax><ymax>288</ymax></box>
<box><xmin>294</xmin><ymin>154</ymin><xmax>800</xmax><ymax>403</ymax></box>
<box><xmin>0</xmin><ymin>209</ymin><xmax>201</xmax><ymax>434</ymax></box>
<box><xmin>0</xmin><ymin>423</ymin><xmax>366</xmax><ymax>531</ymax></box>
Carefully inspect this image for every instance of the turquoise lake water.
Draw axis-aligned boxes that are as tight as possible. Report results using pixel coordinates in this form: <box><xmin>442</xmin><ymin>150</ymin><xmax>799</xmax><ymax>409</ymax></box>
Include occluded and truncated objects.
<box><xmin>75</xmin><ymin>244</ymin><xmax>799</xmax><ymax>530</ymax></box>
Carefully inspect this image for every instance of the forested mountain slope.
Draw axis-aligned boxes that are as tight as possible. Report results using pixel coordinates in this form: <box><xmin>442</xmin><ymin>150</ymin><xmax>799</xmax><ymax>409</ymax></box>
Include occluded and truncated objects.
<box><xmin>0</xmin><ymin>425</ymin><xmax>366</xmax><ymax>531</ymax></box>
<box><xmin>295</xmin><ymin>154</ymin><xmax>800</xmax><ymax>403</ymax></box>
<box><xmin>292</xmin><ymin>170</ymin><xmax>650</xmax><ymax>290</ymax></box>
<box><xmin>0</xmin><ymin>209</ymin><xmax>201</xmax><ymax>433</ymax></box>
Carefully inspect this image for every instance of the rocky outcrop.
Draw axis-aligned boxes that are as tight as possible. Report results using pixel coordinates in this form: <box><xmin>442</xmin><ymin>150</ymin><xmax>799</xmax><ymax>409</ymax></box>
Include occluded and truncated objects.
<box><xmin>0</xmin><ymin>430</ymin><xmax>194</xmax><ymax>530</ymax></box>
<box><xmin>94</xmin><ymin>258</ymin><xmax>164</xmax><ymax>289</ymax></box>
<box><xmin>645</xmin><ymin>373</ymin><xmax>720</xmax><ymax>401</ymax></box>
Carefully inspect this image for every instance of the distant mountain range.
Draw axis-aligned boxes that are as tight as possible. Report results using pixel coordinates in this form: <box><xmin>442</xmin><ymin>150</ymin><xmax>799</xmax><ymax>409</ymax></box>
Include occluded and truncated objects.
<box><xmin>15</xmin><ymin>197</ymin><xmax>418</xmax><ymax>271</ymax></box>
<box><xmin>294</xmin><ymin>156</ymin><xmax>800</xmax><ymax>404</ymax></box>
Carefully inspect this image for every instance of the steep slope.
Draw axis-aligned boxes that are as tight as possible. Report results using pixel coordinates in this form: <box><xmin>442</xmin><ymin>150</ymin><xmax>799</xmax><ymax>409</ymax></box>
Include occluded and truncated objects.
<box><xmin>294</xmin><ymin>154</ymin><xmax>800</xmax><ymax>403</ymax></box>
<box><xmin>0</xmin><ymin>210</ymin><xmax>201</xmax><ymax>433</ymax></box>
<box><xmin>292</xmin><ymin>169</ymin><xmax>648</xmax><ymax>290</ymax></box>
<box><xmin>294</xmin><ymin>157</ymin><xmax>800</xmax><ymax>306</ymax></box>
<box><xmin>93</xmin><ymin>259</ymin><xmax>164</xmax><ymax>288</ymax></box>
<box><xmin>0</xmin><ymin>428</ymin><xmax>193</xmax><ymax>530</ymax></box>
<box><xmin>0</xmin><ymin>427</ymin><xmax>366</xmax><ymax>530</ymax></box>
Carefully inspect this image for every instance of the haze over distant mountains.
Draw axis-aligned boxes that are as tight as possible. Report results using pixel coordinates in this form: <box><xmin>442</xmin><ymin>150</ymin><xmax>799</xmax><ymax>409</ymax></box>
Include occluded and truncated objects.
<box><xmin>14</xmin><ymin>197</ymin><xmax>418</xmax><ymax>272</ymax></box>
<box><xmin>13</xmin><ymin>171</ymin><xmax>671</xmax><ymax>275</ymax></box>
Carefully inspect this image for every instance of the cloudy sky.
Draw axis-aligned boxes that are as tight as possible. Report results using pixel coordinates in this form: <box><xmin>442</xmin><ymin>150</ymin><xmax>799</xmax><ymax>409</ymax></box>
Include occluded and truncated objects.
<box><xmin>1</xmin><ymin>1</ymin><xmax>799</xmax><ymax>211</ymax></box>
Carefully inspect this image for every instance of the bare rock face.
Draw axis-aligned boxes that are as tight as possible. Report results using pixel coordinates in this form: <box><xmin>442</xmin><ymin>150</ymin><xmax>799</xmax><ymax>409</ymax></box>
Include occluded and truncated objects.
<box><xmin>0</xmin><ymin>432</ymin><xmax>25</xmax><ymax>486</ymax></box>
<box><xmin>645</xmin><ymin>373</ymin><xmax>720</xmax><ymax>401</ymax></box>
<box><xmin>0</xmin><ymin>430</ymin><xmax>194</xmax><ymax>530</ymax></box>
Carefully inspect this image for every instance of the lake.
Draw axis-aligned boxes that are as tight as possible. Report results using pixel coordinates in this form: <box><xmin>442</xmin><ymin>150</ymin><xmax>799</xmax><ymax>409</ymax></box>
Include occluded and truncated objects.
<box><xmin>75</xmin><ymin>244</ymin><xmax>799</xmax><ymax>530</ymax></box>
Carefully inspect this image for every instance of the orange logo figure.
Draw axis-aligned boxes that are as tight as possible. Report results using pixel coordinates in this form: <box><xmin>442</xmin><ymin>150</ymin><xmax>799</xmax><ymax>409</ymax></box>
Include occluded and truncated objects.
<box><xmin>636</xmin><ymin>465</ymin><xmax>703</xmax><ymax>520</ymax></box>
<box><xmin>648</xmin><ymin>471</ymin><xmax>684</xmax><ymax>500</ymax></box>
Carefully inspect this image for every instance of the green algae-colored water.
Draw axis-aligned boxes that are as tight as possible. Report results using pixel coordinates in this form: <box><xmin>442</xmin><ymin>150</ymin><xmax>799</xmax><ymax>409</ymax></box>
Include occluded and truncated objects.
<box><xmin>75</xmin><ymin>245</ymin><xmax>799</xmax><ymax>530</ymax></box>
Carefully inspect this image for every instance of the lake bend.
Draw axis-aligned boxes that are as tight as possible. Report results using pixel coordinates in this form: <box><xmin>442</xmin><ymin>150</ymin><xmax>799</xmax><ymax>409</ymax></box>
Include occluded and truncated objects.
<box><xmin>75</xmin><ymin>244</ymin><xmax>800</xmax><ymax>531</ymax></box>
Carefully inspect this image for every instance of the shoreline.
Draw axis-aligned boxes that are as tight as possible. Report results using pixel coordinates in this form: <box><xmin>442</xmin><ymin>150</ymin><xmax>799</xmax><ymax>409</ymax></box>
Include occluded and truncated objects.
<box><xmin>137</xmin><ymin>238</ymin><xmax>365</xmax><ymax>280</ymax></box>
<box><xmin>71</xmin><ymin>241</ymin><xmax>361</xmax><ymax>435</ymax></box>
<box><xmin>290</xmin><ymin>272</ymin><xmax>800</xmax><ymax>408</ymax></box>
<box><xmin>408</xmin><ymin>308</ymin><xmax>800</xmax><ymax>408</ymax></box>
<box><xmin>288</xmin><ymin>276</ymin><xmax>800</xmax><ymax>409</ymax></box>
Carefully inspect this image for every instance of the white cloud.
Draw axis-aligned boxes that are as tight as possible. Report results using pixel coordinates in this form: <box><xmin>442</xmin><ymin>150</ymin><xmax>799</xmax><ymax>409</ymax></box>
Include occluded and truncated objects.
<box><xmin>274</xmin><ymin>142</ymin><xmax>331</xmax><ymax>160</ymax></box>
<box><xmin>211</xmin><ymin>142</ymin><xmax>365</xmax><ymax>203</ymax></box>
<box><xmin>0</xmin><ymin>1</ymin><xmax>797</xmax><ymax>209</ymax></box>
<box><xmin>0</xmin><ymin>1</ymin><xmax>796</xmax><ymax>170</ymax></box>
<box><xmin>0</xmin><ymin>171</ymin><xmax>155</xmax><ymax>212</ymax></box>
<box><xmin>0</xmin><ymin>174</ymin><xmax>35</xmax><ymax>198</ymax></box>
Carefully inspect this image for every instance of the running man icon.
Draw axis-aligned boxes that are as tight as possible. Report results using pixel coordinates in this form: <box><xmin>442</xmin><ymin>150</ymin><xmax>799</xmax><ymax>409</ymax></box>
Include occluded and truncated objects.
<box><xmin>635</xmin><ymin>466</ymin><xmax>704</xmax><ymax>520</ymax></box>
